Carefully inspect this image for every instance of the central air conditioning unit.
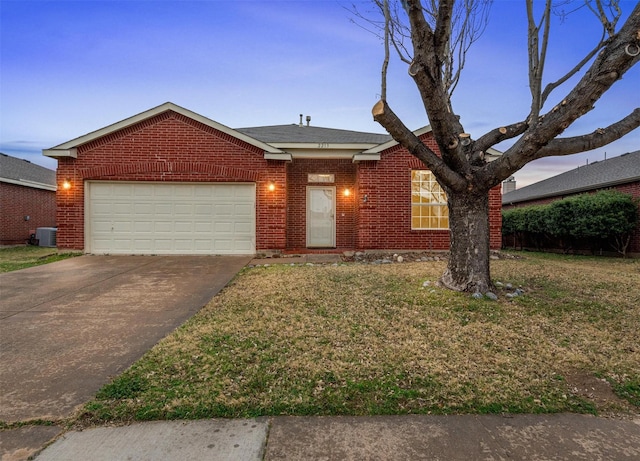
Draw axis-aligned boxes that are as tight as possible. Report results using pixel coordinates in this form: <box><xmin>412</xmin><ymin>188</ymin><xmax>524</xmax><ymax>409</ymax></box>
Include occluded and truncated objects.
<box><xmin>35</xmin><ymin>227</ymin><xmax>57</xmax><ymax>247</ymax></box>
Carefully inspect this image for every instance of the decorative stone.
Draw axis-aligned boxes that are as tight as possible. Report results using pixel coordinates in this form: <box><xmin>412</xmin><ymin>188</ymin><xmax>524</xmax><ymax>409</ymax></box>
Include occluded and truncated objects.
<box><xmin>397</xmin><ymin>256</ymin><xmax>404</xmax><ymax>263</ymax></box>
<box><xmin>472</xmin><ymin>292</ymin><xmax>483</xmax><ymax>299</ymax></box>
<box><xmin>485</xmin><ymin>292</ymin><xmax>498</xmax><ymax>300</ymax></box>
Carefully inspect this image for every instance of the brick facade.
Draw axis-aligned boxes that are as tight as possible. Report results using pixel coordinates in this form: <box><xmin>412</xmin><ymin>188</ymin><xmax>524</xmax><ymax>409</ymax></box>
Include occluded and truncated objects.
<box><xmin>356</xmin><ymin>137</ymin><xmax>502</xmax><ymax>251</ymax></box>
<box><xmin>52</xmin><ymin>108</ymin><xmax>503</xmax><ymax>253</ymax></box>
<box><xmin>0</xmin><ymin>182</ymin><xmax>56</xmax><ymax>245</ymax></box>
<box><xmin>286</xmin><ymin>159</ymin><xmax>357</xmax><ymax>251</ymax></box>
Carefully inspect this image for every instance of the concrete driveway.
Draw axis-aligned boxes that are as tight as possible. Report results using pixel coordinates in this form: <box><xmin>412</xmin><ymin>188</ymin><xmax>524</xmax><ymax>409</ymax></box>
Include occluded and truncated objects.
<box><xmin>0</xmin><ymin>255</ymin><xmax>251</xmax><ymax>424</ymax></box>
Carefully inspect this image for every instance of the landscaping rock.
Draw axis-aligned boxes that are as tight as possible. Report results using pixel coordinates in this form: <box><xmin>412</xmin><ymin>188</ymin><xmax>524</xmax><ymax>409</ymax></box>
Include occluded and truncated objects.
<box><xmin>472</xmin><ymin>292</ymin><xmax>483</xmax><ymax>299</ymax></box>
<box><xmin>485</xmin><ymin>292</ymin><xmax>498</xmax><ymax>301</ymax></box>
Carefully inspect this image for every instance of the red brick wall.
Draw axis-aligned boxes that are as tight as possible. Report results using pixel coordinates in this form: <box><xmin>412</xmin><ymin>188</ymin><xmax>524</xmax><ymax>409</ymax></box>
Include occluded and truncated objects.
<box><xmin>356</xmin><ymin>136</ymin><xmax>502</xmax><ymax>251</ymax></box>
<box><xmin>0</xmin><ymin>183</ymin><xmax>56</xmax><ymax>245</ymax></box>
<box><xmin>55</xmin><ymin>110</ymin><xmax>503</xmax><ymax>253</ymax></box>
<box><xmin>55</xmin><ymin>111</ymin><xmax>287</xmax><ymax>251</ymax></box>
<box><xmin>502</xmin><ymin>181</ymin><xmax>640</xmax><ymax>254</ymax></box>
<box><xmin>285</xmin><ymin>159</ymin><xmax>356</xmax><ymax>250</ymax></box>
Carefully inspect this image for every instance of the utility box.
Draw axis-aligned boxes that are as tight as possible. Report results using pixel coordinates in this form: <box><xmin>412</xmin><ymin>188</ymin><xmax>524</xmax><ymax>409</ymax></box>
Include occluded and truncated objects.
<box><xmin>35</xmin><ymin>227</ymin><xmax>57</xmax><ymax>247</ymax></box>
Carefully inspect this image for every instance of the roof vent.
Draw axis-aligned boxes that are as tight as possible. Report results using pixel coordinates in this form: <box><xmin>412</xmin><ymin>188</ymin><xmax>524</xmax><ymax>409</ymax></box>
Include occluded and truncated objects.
<box><xmin>299</xmin><ymin>114</ymin><xmax>303</xmax><ymax>127</ymax></box>
<box><xmin>306</xmin><ymin>115</ymin><xmax>311</xmax><ymax>127</ymax></box>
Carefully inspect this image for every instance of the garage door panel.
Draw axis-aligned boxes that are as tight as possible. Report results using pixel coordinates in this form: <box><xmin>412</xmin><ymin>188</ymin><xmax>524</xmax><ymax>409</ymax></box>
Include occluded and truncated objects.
<box><xmin>194</xmin><ymin>204</ymin><xmax>213</xmax><ymax>215</ymax></box>
<box><xmin>194</xmin><ymin>222</ymin><xmax>212</xmax><ymax>232</ymax></box>
<box><xmin>174</xmin><ymin>204</ymin><xmax>194</xmax><ymax>215</ymax></box>
<box><xmin>134</xmin><ymin>221</ymin><xmax>153</xmax><ymax>232</ymax></box>
<box><xmin>133</xmin><ymin>184</ymin><xmax>154</xmax><ymax>196</ymax></box>
<box><xmin>154</xmin><ymin>221</ymin><xmax>173</xmax><ymax>233</ymax></box>
<box><xmin>235</xmin><ymin>222</ymin><xmax>254</xmax><ymax>234</ymax></box>
<box><xmin>88</xmin><ymin>182</ymin><xmax>255</xmax><ymax>255</ymax></box>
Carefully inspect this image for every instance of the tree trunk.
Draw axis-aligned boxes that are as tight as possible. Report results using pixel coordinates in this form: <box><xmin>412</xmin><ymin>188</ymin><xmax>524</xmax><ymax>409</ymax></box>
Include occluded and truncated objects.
<box><xmin>440</xmin><ymin>189</ymin><xmax>493</xmax><ymax>293</ymax></box>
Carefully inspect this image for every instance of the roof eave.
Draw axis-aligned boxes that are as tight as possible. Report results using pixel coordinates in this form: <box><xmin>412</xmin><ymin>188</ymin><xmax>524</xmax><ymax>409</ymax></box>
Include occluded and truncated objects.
<box><xmin>43</xmin><ymin>148</ymin><xmax>77</xmax><ymax>159</ymax></box>
<box><xmin>269</xmin><ymin>143</ymin><xmax>380</xmax><ymax>150</ymax></box>
<box><xmin>0</xmin><ymin>177</ymin><xmax>57</xmax><ymax>191</ymax></box>
<box><xmin>42</xmin><ymin>102</ymin><xmax>283</xmax><ymax>156</ymax></box>
<box><xmin>502</xmin><ymin>176</ymin><xmax>640</xmax><ymax>205</ymax></box>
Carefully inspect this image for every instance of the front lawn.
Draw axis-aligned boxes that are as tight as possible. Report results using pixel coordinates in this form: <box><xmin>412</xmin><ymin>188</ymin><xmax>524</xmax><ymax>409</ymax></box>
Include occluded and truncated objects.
<box><xmin>0</xmin><ymin>246</ymin><xmax>79</xmax><ymax>273</ymax></box>
<box><xmin>82</xmin><ymin>253</ymin><xmax>640</xmax><ymax>423</ymax></box>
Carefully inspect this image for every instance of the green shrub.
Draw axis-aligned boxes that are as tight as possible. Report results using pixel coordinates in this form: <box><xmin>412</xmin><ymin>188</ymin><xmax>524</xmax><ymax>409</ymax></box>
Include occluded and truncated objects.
<box><xmin>502</xmin><ymin>191</ymin><xmax>638</xmax><ymax>256</ymax></box>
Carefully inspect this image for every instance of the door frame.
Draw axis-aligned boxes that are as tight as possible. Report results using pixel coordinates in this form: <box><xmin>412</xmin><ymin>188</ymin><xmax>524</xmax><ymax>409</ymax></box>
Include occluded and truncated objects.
<box><xmin>306</xmin><ymin>186</ymin><xmax>336</xmax><ymax>248</ymax></box>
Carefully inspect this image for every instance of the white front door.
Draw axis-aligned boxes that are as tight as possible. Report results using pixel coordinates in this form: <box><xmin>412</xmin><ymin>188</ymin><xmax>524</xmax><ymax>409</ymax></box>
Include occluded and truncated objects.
<box><xmin>306</xmin><ymin>186</ymin><xmax>335</xmax><ymax>247</ymax></box>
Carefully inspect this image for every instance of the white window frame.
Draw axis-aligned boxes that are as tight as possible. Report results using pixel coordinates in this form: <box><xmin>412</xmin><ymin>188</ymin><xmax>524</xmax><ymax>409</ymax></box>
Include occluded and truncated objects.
<box><xmin>411</xmin><ymin>170</ymin><xmax>449</xmax><ymax>230</ymax></box>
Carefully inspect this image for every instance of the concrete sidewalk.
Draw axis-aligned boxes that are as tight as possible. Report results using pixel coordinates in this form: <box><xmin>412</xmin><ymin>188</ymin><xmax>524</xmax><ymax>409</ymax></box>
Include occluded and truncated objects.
<box><xmin>24</xmin><ymin>414</ymin><xmax>640</xmax><ymax>460</ymax></box>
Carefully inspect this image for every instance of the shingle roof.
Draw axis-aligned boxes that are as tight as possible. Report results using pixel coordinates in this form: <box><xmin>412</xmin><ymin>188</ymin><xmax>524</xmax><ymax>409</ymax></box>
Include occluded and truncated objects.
<box><xmin>0</xmin><ymin>153</ymin><xmax>56</xmax><ymax>190</ymax></box>
<box><xmin>236</xmin><ymin>124</ymin><xmax>392</xmax><ymax>145</ymax></box>
<box><xmin>502</xmin><ymin>150</ymin><xmax>640</xmax><ymax>204</ymax></box>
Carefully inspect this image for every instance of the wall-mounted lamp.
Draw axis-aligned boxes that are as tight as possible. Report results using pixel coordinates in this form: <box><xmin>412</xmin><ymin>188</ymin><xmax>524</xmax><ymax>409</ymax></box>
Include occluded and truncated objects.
<box><xmin>62</xmin><ymin>179</ymin><xmax>72</xmax><ymax>190</ymax></box>
<box><xmin>24</xmin><ymin>215</ymin><xmax>30</xmax><ymax>221</ymax></box>
<box><xmin>268</xmin><ymin>182</ymin><xmax>276</xmax><ymax>192</ymax></box>
<box><xmin>343</xmin><ymin>188</ymin><xmax>351</xmax><ymax>197</ymax></box>
<box><xmin>363</xmin><ymin>194</ymin><xmax>368</xmax><ymax>203</ymax></box>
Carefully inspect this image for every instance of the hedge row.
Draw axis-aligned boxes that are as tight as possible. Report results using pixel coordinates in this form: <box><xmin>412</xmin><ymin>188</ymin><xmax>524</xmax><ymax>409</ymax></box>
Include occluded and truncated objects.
<box><xmin>502</xmin><ymin>190</ymin><xmax>638</xmax><ymax>256</ymax></box>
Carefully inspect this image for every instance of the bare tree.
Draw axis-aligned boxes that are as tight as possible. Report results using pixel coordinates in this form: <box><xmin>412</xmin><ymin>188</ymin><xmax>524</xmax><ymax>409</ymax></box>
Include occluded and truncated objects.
<box><xmin>369</xmin><ymin>0</ymin><xmax>640</xmax><ymax>293</ymax></box>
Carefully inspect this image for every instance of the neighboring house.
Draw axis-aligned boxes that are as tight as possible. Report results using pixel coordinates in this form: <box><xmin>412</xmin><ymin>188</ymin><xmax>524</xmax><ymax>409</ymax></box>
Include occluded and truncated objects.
<box><xmin>0</xmin><ymin>153</ymin><xmax>57</xmax><ymax>245</ymax></box>
<box><xmin>502</xmin><ymin>150</ymin><xmax>640</xmax><ymax>254</ymax></box>
<box><xmin>43</xmin><ymin>102</ymin><xmax>502</xmax><ymax>255</ymax></box>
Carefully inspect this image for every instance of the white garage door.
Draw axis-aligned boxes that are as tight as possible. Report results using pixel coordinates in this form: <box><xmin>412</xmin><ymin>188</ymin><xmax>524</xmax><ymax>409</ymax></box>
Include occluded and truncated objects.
<box><xmin>86</xmin><ymin>182</ymin><xmax>255</xmax><ymax>255</ymax></box>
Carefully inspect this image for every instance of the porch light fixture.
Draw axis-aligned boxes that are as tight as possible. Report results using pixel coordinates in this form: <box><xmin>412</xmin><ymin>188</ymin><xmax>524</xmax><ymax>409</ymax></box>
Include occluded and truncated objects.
<box><xmin>268</xmin><ymin>182</ymin><xmax>276</xmax><ymax>192</ymax></box>
<box><xmin>343</xmin><ymin>188</ymin><xmax>351</xmax><ymax>197</ymax></box>
<box><xmin>62</xmin><ymin>179</ymin><xmax>72</xmax><ymax>190</ymax></box>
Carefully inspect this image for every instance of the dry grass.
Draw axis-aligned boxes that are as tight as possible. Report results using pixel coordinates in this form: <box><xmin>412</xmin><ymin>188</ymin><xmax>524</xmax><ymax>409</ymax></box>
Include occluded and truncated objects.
<box><xmin>0</xmin><ymin>246</ymin><xmax>78</xmax><ymax>272</ymax></box>
<box><xmin>83</xmin><ymin>253</ymin><xmax>640</xmax><ymax>423</ymax></box>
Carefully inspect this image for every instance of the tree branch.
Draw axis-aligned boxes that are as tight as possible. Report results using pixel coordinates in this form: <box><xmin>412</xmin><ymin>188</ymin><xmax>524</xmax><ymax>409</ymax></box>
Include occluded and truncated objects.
<box><xmin>372</xmin><ymin>99</ymin><xmax>466</xmax><ymax>191</ymax></box>
<box><xmin>482</xmin><ymin>108</ymin><xmax>640</xmax><ymax>187</ymax></box>
<box><xmin>535</xmin><ymin>108</ymin><xmax>640</xmax><ymax>158</ymax></box>
<box><xmin>381</xmin><ymin>0</ymin><xmax>390</xmax><ymax>100</ymax></box>
<box><xmin>433</xmin><ymin>0</ymin><xmax>454</xmax><ymax>62</ymax></box>
<box><xmin>527</xmin><ymin>0</ymin><xmax>552</xmax><ymax>120</ymax></box>
<box><xmin>540</xmin><ymin>33</ymin><xmax>607</xmax><ymax>107</ymax></box>
<box><xmin>474</xmin><ymin>121</ymin><xmax>529</xmax><ymax>153</ymax></box>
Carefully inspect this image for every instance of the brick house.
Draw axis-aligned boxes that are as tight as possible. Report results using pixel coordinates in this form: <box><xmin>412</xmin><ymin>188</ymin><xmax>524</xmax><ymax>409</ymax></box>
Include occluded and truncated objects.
<box><xmin>43</xmin><ymin>102</ymin><xmax>502</xmax><ymax>255</ymax></box>
<box><xmin>502</xmin><ymin>150</ymin><xmax>640</xmax><ymax>255</ymax></box>
<box><xmin>0</xmin><ymin>153</ymin><xmax>57</xmax><ymax>245</ymax></box>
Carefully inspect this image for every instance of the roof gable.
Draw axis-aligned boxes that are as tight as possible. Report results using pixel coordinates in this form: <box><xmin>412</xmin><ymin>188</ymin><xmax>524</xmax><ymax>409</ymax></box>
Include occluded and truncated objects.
<box><xmin>43</xmin><ymin>102</ymin><xmax>283</xmax><ymax>159</ymax></box>
<box><xmin>0</xmin><ymin>153</ymin><xmax>56</xmax><ymax>191</ymax></box>
<box><xmin>502</xmin><ymin>150</ymin><xmax>640</xmax><ymax>204</ymax></box>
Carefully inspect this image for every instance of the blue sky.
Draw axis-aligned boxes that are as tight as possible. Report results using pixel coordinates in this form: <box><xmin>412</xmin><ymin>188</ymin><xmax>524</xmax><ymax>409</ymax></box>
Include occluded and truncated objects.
<box><xmin>1</xmin><ymin>0</ymin><xmax>638</xmax><ymax>188</ymax></box>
